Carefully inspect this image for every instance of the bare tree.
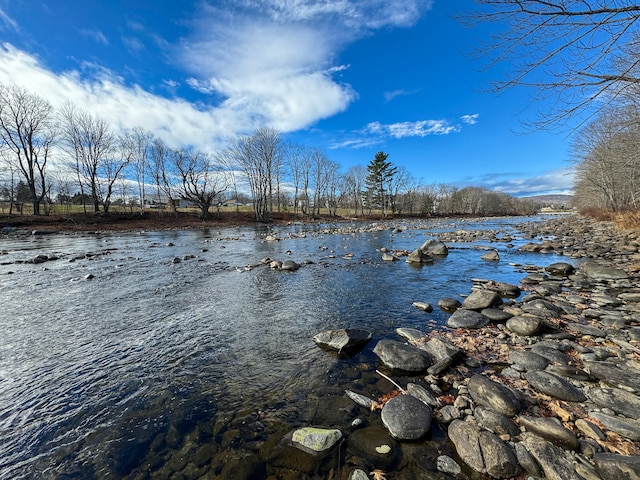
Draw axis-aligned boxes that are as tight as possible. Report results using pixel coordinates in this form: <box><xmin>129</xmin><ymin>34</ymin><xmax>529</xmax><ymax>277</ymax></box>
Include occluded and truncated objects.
<box><xmin>0</xmin><ymin>83</ymin><xmax>56</xmax><ymax>215</ymax></box>
<box><xmin>464</xmin><ymin>1</ymin><xmax>640</xmax><ymax>127</ymax></box>
<box><xmin>148</xmin><ymin>138</ymin><xmax>177</xmax><ymax>213</ymax></box>
<box><xmin>342</xmin><ymin>165</ymin><xmax>367</xmax><ymax>216</ymax></box>
<box><xmin>172</xmin><ymin>148</ymin><xmax>227</xmax><ymax>219</ymax></box>
<box><xmin>60</xmin><ymin>104</ymin><xmax>122</xmax><ymax>213</ymax></box>
<box><xmin>121</xmin><ymin>127</ymin><xmax>153</xmax><ymax>214</ymax></box>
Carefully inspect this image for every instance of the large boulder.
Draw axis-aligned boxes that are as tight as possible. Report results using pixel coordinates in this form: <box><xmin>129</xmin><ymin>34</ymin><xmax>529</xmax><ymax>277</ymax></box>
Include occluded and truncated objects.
<box><xmin>588</xmin><ymin>388</ymin><xmax>640</xmax><ymax>419</ymax></box>
<box><xmin>579</xmin><ymin>260</ymin><xmax>629</xmax><ymax>280</ymax></box>
<box><xmin>594</xmin><ymin>453</ymin><xmax>640</xmax><ymax>480</ymax></box>
<box><xmin>406</xmin><ymin>248</ymin><xmax>433</xmax><ymax>264</ymax></box>
<box><xmin>373</xmin><ymin>340</ymin><xmax>430</xmax><ymax>373</ymax></box>
<box><xmin>381</xmin><ymin>394</ymin><xmax>433</xmax><ymax>440</ymax></box>
<box><xmin>524</xmin><ymin>371</ymin><xmax>586</xmax><ymax>402</ymax></box>
<box><xmin>419</xmin><ymin>239</ymin><xmax>449</xmax><ymax>256</ymax></box>
<box><xmin>506</xmin><ymin>315</ymin><xmax>542</xmax><ymax>336</ymax></box>
<box><xmin>522</xmin><ymin>434</ymin><xmax>585</xmax><ymax>480</ymax></box>
<box><xmin>463</xmin><ymin>290</ymin><xmax>503</xmax><ymax>310</ymax></box>
<box><xmin>447</xmin><ymin>309</ymin><xmax>489</xmax><ymax>329</ymax></box>
<box><xmin>518</xmin><ymin>416</ymin><xmax>579</xmax><ymax>450</ymax></box>
<box><xmin>312</xmin><ymin>329</ymin><xmax>372</xmax><ymax>356</ymax></box>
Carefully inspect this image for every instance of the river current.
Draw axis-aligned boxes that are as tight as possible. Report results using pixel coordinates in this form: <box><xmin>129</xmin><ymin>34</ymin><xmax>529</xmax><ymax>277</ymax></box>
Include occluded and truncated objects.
<box><xmin>0</xmin><ymin>216</ymin><xmax>571</xmax><ymax>479</ymax></box>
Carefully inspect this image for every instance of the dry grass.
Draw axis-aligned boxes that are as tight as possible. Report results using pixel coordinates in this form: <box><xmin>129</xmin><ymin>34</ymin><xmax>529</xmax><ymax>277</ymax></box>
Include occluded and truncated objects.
<box><xmin>614</xmin><ymin>210</ymin><xmax>640</xmax><ymax>230</ymax></box>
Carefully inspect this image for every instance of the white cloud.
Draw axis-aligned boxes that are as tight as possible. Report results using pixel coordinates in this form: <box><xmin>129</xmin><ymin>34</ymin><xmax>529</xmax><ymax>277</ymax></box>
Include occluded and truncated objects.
<box><xmin>461</xmin><ymin>113</ymin><xmax>479</xmax><ymax>125</ymax></box>
<box><xmin>0</xmin><ymin>7</ymin><xmax>17</xmax><ymax>31</ymax></box>
<box><xmin>78</xmin><ymin>29</ymin><xmax>109</xmax><ymax>46</ymax></box>
<box><xmin>366</xmin><ymin>120</ymin><xmax>460</xmax><ymax>138</ymax></box>
<box><xmin>464</xmin><ymin>167</ymin><xmax>575</xmax><ymax>196</ymax></box>
<box><xmin>384</xmin><ymin>88</ymin><xmax>420</xmax><ymax>102</ymax></box>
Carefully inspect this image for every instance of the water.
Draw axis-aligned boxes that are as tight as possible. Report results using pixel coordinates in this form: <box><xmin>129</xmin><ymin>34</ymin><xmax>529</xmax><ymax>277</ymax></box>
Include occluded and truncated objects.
<box><xmin>0</xmin><ymin>217</ymin><xmax>572</xmax><ymax>479</ymax></box>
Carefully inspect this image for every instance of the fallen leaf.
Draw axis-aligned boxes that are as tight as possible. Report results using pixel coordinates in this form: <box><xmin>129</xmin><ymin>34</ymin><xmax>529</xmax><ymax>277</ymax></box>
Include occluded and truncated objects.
<box><xmin>370</xmin><ymin>469</ymin><xmax>387</xmax><ymax>480</ymax></box>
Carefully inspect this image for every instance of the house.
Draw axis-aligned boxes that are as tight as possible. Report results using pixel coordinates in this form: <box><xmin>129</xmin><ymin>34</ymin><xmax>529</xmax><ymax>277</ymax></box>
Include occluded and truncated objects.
<box><xmin>143</xmin><ymin>194</ymin><xmax>187</xmax><ymax>209</ymax></box>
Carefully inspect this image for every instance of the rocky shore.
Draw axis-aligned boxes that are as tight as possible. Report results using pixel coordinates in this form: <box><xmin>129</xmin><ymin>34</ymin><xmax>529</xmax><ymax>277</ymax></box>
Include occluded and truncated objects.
<box><xmin>306</xmin><ymin>215</ymin><xmax>640</xmax><ymax>480</ymax></box>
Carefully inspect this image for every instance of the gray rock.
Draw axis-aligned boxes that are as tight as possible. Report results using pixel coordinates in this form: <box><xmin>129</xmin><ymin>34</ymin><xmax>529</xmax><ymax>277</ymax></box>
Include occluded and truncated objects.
<box><xmin>506</xmin><ymin>315</ymin><xmax>542</xmax><ymax>336</ymax></box>
<box><xmin>589</xmin><ymin>412</ymin><xmax>640</xmax><ymax>441</ymax></box>
<box><xmin>474</xmin><ymin>406</ymin><xmax>520</xmax><ymax>437</ymax></box>
<box><xmin>565</xmin><ymin>322</ymin><xmax>606</xmax><ymax>337</ymax></box>
<box><xmin>481</xmin><ymin>250</ymin><xmax>500</xmax><ymax>261</ymax></box>
<box><xmin>419</xmin><ymin>239</ymin><xmax>449</xmax><ymax>256</ymax></box>
<box><xmin>519</xmin><ymin>416</ymin><xmax>580</xmax><ymax>450</ymax></box>
<box><xmin>545</xmin><ymin>365</ymin><xmax>591</xmax><ymax>381</ymax></box>
<box><xmin>395</xmin><ymin>327</ymin><xmax>426</xmax><ymax>343</ymax></box>
<box><xmin>463</xmin><ymin>289</ymin><xmax>503</xmax><ymax>310</ymax></box>
<box><xmin>312</xmin><ymin>329</ymin><xmax>372</xmax><ymax>355</ymax></box>
<box><xmin>373</xmin><ymin>340</ymin><xmax>430</xmax><ymax>373</ymax></box>
<box><xmin>546</xmin><ymin>262</ymin><xmax>576</xmax><ymax>276</ymax></box>
<box><xmin>411</xmin><ymin>301</ymin><xmax>433</xmax><ymax>312</ymax></box>
<box><xmin>437</xmin><ymin>405</ymin><xmax>463</xmax><ymax>423</ymax></box>
<box><xmin>530</xmin><ymin>345</ymin><xmax>571</xmax><ymax>365</ymax></box>
<box><xmin>349</xmin><ymin>469</ymin><xmax>370</xmax><ymax>480</ymax></box>
<box><xmin>419</xmin><ymin>337</ymin><xmax>462</xmax><ymax>363</ymax></box>
<box><xmin>406</xmin><ymin>248</ymin><xmax>433</xmax><ymax>264</ymax></box>
<box><xmin>523</xmin><ymin>434</ymin><xmax>585</xmax><ymax>480</ymax></box>
<box><xmin>447</xmin><ymin>309</ymin><xmax>489</xmax><ymax>329</ymax></box>
<box><xmin>438</xmin><ymin>297</ymin><xmax>462</xmax><ymax>311</ymax></box>
<box><xmin>448</xmin><ymin>419</ymin><xmax>520</xmax><ymax>479</ymax></box>
<box><xmin>580</xmin><ymin>260</ymin><xmax>629</xmax><ymax>280</ymax></box>
<box><xmin>588</xmin><ymin>388</ymin><xmax>640</xmax><ymax>420</ymax></box>
<box><xmin>436</xmin><ymin>455</ymin><xmax>462</xmax><ymax>476</ymax></box>
<box><xmin>524</xmin><ymin>370</ymin><xmax>586</xmax><ymax>402</ymax></box>
<box><xmin>468</xmin><ymin>374</ymin><xmax>521</xmax><ymax>417</ymax></box>
<box><xmin>291</xmin><ymin>427</ymin><xmax>342</xmax><ymax>455</ymax></box>
<box><xmin>594</xmin><ymin>453</ymin><xmax>640</xmax><ymax>480</ymax></box>
<box><xmin>346</xmin><ymin>425</ymin><xmax>399</xmax><ymax>470</ymax></box>
<box><xmin>515</xmin><ymin>441</ymin><xmax>544</xmax><ymax>478</ymax></box>
<box><xmin>381</xmin><ymin>394</ymin><xmax>433</xmax><ymax>440</ymax></box>
<box><xmin>509</xmin><ymin>350</ymin><xmax>550</xmax><ymax>371</ymax></box>
<box><xmin>345</xmin><ymin>390</ymin><xmax>374</xmax><ymax>409</ymax></box>
<box><xmin>575</xmin><ymin>419</ymin><xmax>606</xmax><ymax>441</ymax></box>
<box><xmin>406</xmin><ymin>383</ymin><xmax>440</xmax><ymax>408</ymax></box>
<box><xmin>481</xmin><ymin>308</ymin><xmax>513</xmax><ymax>322</ymax></box>
<box><xmin>281</xmin><ymin>259</ymin><xmax>300</xmax><ymax>271</ymax></box>
<box><xmin>381</xmin><ymin>252</ymin><xmax>398</xmax><ymax>261</ymax></box>
<box><xmin>584</xmin><ymin>361</ymin><xmax>640</xmax><ymax>391</ymax></box>
<box><xmin>521</xmin><ymin>298</ymin><xmax>564</xmax><ymax>317</ymax></box>
<box><xmin>484</xmin><ymin>281</ymin><xmax>522</xmax><ymax>297</ymax></box>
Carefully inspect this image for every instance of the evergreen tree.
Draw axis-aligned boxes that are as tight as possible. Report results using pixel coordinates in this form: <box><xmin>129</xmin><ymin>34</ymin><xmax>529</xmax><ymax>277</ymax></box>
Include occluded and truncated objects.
<box><xmin>365</xmin><ymin>151</ymin><xmax>397</xmax><ymax>216</ymax></box>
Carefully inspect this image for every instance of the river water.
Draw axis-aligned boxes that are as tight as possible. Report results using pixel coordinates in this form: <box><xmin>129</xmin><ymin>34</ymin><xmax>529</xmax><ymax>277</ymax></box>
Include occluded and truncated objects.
<box><xmin>0</xmin><ymin>216</ymin><xmax>572</xmax><ymax>479</ymax></box>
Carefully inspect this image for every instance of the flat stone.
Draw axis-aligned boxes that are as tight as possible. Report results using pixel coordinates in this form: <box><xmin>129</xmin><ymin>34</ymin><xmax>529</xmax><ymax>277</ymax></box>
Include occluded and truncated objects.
<box><xmin>447</xmin><ymin>309</ymin><xmax>489</xmax><ymax>329</ymax></box>
<box><xmin>545</xmin><ymin>262</ymin><xmax>576</xmax><ymax>276</ymax></box>
<box><xmin>468</xmin><ymin>374</ymin><xmax>521</xmax><ymax>417</ymax></box>
<box><xmin>530</xmin><ymin>345</ymin><xmax>570</xmax><ymax>365</ymax></box>
<box><xmin>463</xmin><ymin>289</ymin><xmax>503</xmax><ymax>310</ymax></box>
<box><xmin>521</xmin><ymin>298</ymin><xmax>563</xmax><ymax>317</ymax></box>
<box><xmin>580</xmin><ymin>260</ymin><xmax>629</xmax><ymax>280</ymax></box>
<box><xmin>523</xmin><ymin>434</ymin><xmax>585</xmax><ymax>480</ymax></box>
<box><xmin>481</xmin><ymin>251</ymin><xmax>500</xmax><ymax>261</ymax></box>
<box><xmin>575</xmin><ymin>419</ymin><xmax>606</xmax><ymax>441</ymax></box>
<box><xmin>545</xmin><ymin>365</ymin><xmax>591</xmax><ymax>381</ymax></box>
<box><xmin>436</xmin><ymin>455</ymin><xmax>462</xmax><ymax>476</ymax></box>
<box><xmin>438</xmin><ymin>297</ymin><xmax>462</xmax><ymax>311</ymax></box>
<box><xmin>312</xmin><ymin>329</ymin><xmax>372</xmax><ymax>355</ymax></box>
<box><xmin>373</xmin><ymin>340</ymin><xmax>430</xmax><ymax>373</ymax></box>
<box><xmin>518</xmin><ymin>416</ymin><xmax>579</xmax><ymax>450</ymax></box>
<box><xmin>411</xmin><ymin>301</ymin><xmax>433</xmax><ymax>312</ymax></box>
<box><xmin>506</xmin><ymin>315</ymin><xmax>542</xmax><ymax>336</ymax></box>
<box><xmin>291</xmin><ymin>427</ymin><xmax>342</xmax><ymax>456</ymax></box>
<box><xmin>509</xmin><ymin>350</ymin><xmax>549</xmax><ymax>371</ymax></box>
<box><xmin>406</xmin><ymin>383</ymin><xmax>440</xmax><ymax>408</ymax></box>
<box><xmin>588</xmin><ymin>388</ymin><xmax>640</xmax><ymax>419</ymax></box>
<box><xmin>395</xmin><ymin>327</ymin><xmax>426</xmax><ymax>343</ymax></box>
<box><xmin>481</xmin><ymin>308</ymin><xmax>513</xmax><ymax>322</ymax></box>
<box><xmin>419</xmin><ymin>337</ymin><xmax>462</xmax><ymax>363</ymax></box>
<box><xmin>589</xmin><ymin>412</ymin><xmax>640</xmax><ymax>441</ymax></box>
<box><xmin>380</xmin><ymin>394</ymin><xmax>433</xmax><ymax>440</ymax></box>
<box><xmin>448</xmin><ymin>419</ymin><xmax>520</xmax><ymax>479</ymax></box>
<box><xmin>594</xmin><ymin>453</ymin><xmax>640</xmax><ymax>480</ymax></box>
<box><xmin>565</xmin><ymin>322</ymin><xmax>606</xmax><ymax>337</ymax></box>
<box><xmin>474</xmin><ymin>406</ymin><xmax>520</xmax><ymax>437</ymax></box>
<box><xmin>524</xmin><ymin>371</ymin><xmax>586</xmax><ymax>402</ymax></box>
<box><xmin>584</xmin><ymin>361</ymin><xmax>640</xmax><ymax>392</ymax></box>
<box><xmin>484</xmin><ymin>281</ymin><xmax>522</xmax><ymax>297</ymax></box>
<box><xmin>345</xmin><ymin>390</ymin><xmax>374</xmax><ymax>409</ymax></box>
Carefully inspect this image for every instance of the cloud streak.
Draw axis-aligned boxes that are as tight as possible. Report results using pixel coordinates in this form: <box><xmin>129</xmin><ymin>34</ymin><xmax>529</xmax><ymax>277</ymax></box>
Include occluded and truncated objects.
<box><xmin>460</xmin><ymin>167</ymin><xmax>575</xmax><ymax>196</ymax></box>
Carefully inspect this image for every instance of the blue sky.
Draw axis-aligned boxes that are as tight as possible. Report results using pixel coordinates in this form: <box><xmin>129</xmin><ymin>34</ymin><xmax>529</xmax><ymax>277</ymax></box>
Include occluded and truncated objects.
<box><xmin>0</xmin><ymin>0</ymin><xmax>574</xmax><ymax>196</ymax></box>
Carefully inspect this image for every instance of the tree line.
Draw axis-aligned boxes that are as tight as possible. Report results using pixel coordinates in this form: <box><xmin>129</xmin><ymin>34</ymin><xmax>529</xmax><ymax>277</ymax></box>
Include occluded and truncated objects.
<box><xmin>0</xmin><ymin>82</ymin><xmax>538</xmax><ymax>221</ymax></box>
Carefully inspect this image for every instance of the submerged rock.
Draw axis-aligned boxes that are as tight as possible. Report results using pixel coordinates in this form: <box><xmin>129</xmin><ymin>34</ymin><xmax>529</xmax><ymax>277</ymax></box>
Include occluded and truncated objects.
<box><xmin>312</xmin><ymin>329</ymin><xmax>372</xmax><ymax>355</ymax></box>
<box><xmin>380</xmin><ymin>394</ymin><xmax>433</xmax><ymax>440</ymax></box>
<box><xmin>373</xmin><ymin>339</ymin><xmax>430</xmax><ymax>373</ymax></box>
<box><xmin>290</xmin><ymin>427</ymin><xmax>342</xmax><ymax>456</ymax></box>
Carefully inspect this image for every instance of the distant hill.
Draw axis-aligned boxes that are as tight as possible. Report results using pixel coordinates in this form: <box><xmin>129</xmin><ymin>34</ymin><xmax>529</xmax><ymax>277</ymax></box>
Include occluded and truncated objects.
<box><xmin>522</xmin><ymin>194</ymin><xmax>573</xmax><ymax>207</ymax></box>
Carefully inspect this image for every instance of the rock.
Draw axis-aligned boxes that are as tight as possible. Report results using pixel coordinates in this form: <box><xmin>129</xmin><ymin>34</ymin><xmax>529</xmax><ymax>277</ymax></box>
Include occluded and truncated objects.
<box><xmin>381</xmin><ymin>252</ymin><xmax>398</xmax><ymax>261</ymax></box>
<box><xmin>395</xmin><ymin>327</ymin><xmax>426</xmax><ymax>343</ymax></box>
<box><xmin>588</xmin><ymin>388</ymin><xmax>640</xmax><ymax>419</ymax></box>
<box><xmin>515</xmin><ymin>441</ymin><xmax>544</xmax><ymax>478</ymax></box>
<box><xmin>447</xmin><ymin>309</ymin><xmax>489</xmax><ymax>329</ymax></box>
<box><xmin>575</xmin><ymin>419</ymin><xmax>606</xmax><ymax>441</ymax></box>
<box><xmin>521</xmin><ymin>298</ymin><xmax>564</xmax><ymax>317</ymax></box>
<box><xmin>411</xmin><ymin>301</ymin><xmax>433</xmax><ymax>312</ymax></box>
<box><xmin>481</xmin><ymin>308</ymin><xmax>513</xmax><ymax>322</ymax></box>
<box><xmin>406</xmin><ymin>383</ymin><xmax>440</xmax><ymax>408</ymax></box>
<box><xmin>468</xmin><ymin>374</ymin><xmax>521</xmax><ymax>417</ymax></box>
<box><xmin>546</xmin><ymin>365</ymin><xmax>591</xmax><ymax>381</ymax></box>
<box><xmin>438</xmin><ymin>297</ymin><xmax>462</xmax><ymax>311</ymax></box>
<box><xmin>589</xmin><ymin>412</ymin><xmax>640</xmax><ymax>441</ymax></box>
<box><xmin>506</xmin><ymin>315</ymin><xmax>542</xmax><ymax>336</ymax></box>
<box><xmin>524</xmin><ymin>371</ymin><xmax>586</xmax><ymax>402</ymax></box>
<box><xmin>347</xmin><ymin>425</ymin><xmax>399</xmax><ymax>469</ymax></box>
<box><xmin>345</xmin><ymin>390</ymin><xmax>375</xmax><ymax>409</ymax></box>
<box><xmin>373</xmin><ymin>340</ymin><xmax>430</xmax><ymax>373</ymax></box>
<box><xmin>584</xmin><ymin>361</ymin><xmax>640</xmax><ymax>391</ymax></box>
<box><xmin>380</xmin><ymin>394</ymin><xmax>433</xmax><ymax>440</ymax></box>
<box><xmin>481</xmin><ymin>250</ymin><xmax>500</xmax><ymax>261</ymax></box>
<box><xmin>463</xmin><ymin>289</ymin><xmax>503</xmax><ymax>310</ymax></box>
<box><xmin>419</xmin><ymin>239</ymin><xmax>449</xmax><ymax>256</ymax></box>
<box><xmin>530</xmin><ymin>345</ymin><xmax>571</xmax><ymax>365</ymax></box>
<box><xmin>281</xmin><ymin>259</ymin><xmax>300</xmax><ymax>271</ymax></box>
<box><xmin>406</xmin><ymin>248</ymin><xmax>433</xmax><ymax>264</ymax></box>
<box><xmin>509</xmin><ymin>350</ymin><xmax>550</xmax><ymax>371</ymax></box>
<box><xmin>580</xmin><ymin>260</ymin><xmax>629</xmax><ymax>280</ymax></box>
<box><xmin>448</xmin><ymin>419</ymin><xmax>520</xmax><ymax>479</ymax></box>
<box><xmin>290</xmin><ymin>427</ymin><xmax>342</xmax><ymax>456</ymax></box>
<box><xmin>312</xmin><ymin>329</ymin><xmax>372</xmax><ymax>355</ymax></box>
<box><xmin>419</xmin><ymin>337</ymin><xmax>462</xmax><ymax>363</ymax></box>
<box><xmin>437</xmin><ymin>404</ymin><xmax>464</xmax><ymax>423</ymax></box>
<box><xmin>546</xmin><ymin>262</ymin><xmax>576</xmax><ymax>276</ymax></box>
<box><xmin>518</xmin><ymin>416</ymin><xmax>580</xmax><ymax>450</ymax></box>
<box><xmin>436</xmin><ymin>455</ymin><xmax>462</xmax><ymax>476</ymax></box>
<box><xmin>594</xmin><ymin>453</ymin><xmax>640</xmax><ymax>480</ymax></box>
<box><xmin>474</xmin><ymin>406</ymin><xmax>520</xmax><ymax>437</ymax></box>
<box><xmin>217</xmin><ymin>451</ymin><xmax>267</xmax><ymax>480</ymax></box>
<box><xmin>523</xmin><ymin>434</ymin><xmax>585</xmax><ymax>480</ymax></box>
<box><xmin>349</xmin><ymin>469</ymin><xmax>370</xmax><ymax>480</ymax></box>
<box><xmin>484</xmin><ymin>281</ymin><xmax>522</xmax><ymax>297</ymax></box>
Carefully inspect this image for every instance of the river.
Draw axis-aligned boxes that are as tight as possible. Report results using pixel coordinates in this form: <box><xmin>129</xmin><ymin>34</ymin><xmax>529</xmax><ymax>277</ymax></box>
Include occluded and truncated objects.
<box><xmin>0</xmin><ymin>216</ymin><xmax>572</xmax><ymax>479</ymax></box>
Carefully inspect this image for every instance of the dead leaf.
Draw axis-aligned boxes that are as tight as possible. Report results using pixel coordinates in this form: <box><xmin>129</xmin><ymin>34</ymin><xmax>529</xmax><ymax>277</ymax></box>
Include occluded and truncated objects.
<box><xmin>370</xmin><ymin>469</ymin><xmax>387</xmax><ymax>480</ymax></box>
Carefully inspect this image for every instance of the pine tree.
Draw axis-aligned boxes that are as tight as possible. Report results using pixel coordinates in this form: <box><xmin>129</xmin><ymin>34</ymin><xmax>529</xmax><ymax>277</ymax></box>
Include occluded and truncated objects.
<box><xmin>365</xmin><ymin>151</ymin><xmax>397</xmax><ymax>216</ymax></box>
